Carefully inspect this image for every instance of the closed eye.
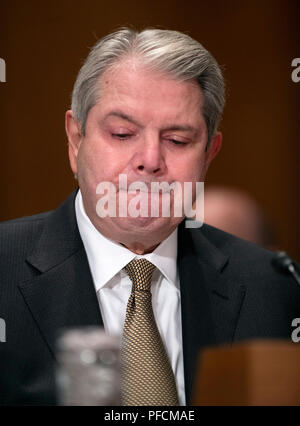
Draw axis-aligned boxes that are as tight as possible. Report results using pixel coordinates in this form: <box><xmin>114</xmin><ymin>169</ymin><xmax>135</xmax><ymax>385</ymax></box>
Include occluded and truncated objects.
<box><xmin>169</xmin><ymin>139</ymin><xmax>187</xmax><ymax>146</ymax></box>
<box><xmin>112</xmin><ymin>133</ymin><xmax>131</xmax><ymax>140</ymax></box>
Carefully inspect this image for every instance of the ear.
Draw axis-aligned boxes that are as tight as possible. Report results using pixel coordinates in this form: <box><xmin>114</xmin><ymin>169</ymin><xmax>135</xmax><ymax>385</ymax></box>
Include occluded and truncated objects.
<box><xmin>65</xmin><ymin>110</ymin><xmax>83</xmax><ymax>175</ymax></box>
<box><xmin>203</xmin><ymin>131</ymin><xmax>222</xmax><ymax>175</ymax></box>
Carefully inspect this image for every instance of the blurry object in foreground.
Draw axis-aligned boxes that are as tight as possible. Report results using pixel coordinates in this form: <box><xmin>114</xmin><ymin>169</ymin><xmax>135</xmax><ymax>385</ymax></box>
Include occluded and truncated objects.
<box><xmin>56</xmin><ymin>327</ymin><xmax>120</xmax><ymax>405</ymax></box>
<box><xmin>204</xmin><ymin>186</ymin><xmax>276</xmax><ymax>248</ymax></box>
<box><xmin>193</xmin><ymin>340</ymin><xmax>300</xmax><ymax>406</ymax></box>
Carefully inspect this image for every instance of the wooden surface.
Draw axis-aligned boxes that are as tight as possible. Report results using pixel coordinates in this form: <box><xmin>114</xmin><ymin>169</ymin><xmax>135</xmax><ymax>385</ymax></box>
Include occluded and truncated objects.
<box><xmin>193</xmin><ymin>339</ymin><xmax>300</xmax><ymax>405</ymax></box>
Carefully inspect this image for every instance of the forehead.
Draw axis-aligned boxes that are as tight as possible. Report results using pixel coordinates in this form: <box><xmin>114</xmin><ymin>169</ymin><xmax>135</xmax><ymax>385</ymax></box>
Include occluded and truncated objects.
<box><xmin>94</xmin><ymin>60</ymin><xmax>204</xmax><ymax>125</ymax></box>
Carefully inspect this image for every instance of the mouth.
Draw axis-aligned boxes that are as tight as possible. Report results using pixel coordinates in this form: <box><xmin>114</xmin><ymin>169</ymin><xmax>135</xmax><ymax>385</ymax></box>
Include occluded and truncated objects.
<box><xmin>118</xmin><ymin>182</ymin><xmax>177</xmax><ymax>194</ymax></box>
<box><xmin>118</xmin><ymin>188</ymin><xmax>171</xmax><ymax>195</ymax></box>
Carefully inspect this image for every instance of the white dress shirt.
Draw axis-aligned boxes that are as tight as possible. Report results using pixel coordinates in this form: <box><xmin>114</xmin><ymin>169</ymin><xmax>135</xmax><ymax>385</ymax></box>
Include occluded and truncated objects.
<box><xmin>75</xmin><ymin>190</ymin><xmax>186</xmax><ymax>405</ymax></box>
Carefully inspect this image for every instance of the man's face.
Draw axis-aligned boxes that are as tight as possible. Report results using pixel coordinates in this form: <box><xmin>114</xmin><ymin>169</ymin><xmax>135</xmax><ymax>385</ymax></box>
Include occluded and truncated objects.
<box><xmin>66</xmin><ymin>60</ymin><xmax>222</xmax><ymax>253</ymax></box>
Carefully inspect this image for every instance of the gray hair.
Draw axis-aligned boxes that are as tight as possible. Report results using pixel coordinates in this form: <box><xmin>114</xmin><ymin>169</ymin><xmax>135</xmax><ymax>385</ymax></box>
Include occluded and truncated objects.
<box><xmin>71</xmin><ymin>28</ymin><xmax>225</xmax><ymax>146</ymax></box>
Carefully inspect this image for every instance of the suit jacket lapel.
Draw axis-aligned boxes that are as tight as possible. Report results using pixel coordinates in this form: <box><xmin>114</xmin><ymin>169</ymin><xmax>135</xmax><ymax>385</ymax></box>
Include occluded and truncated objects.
<box><xmin>178</xmin><ymin>223</ymin><xmax>246</xmax><ymax>404</ymax></box>
<box><xmin>18</xmin><ymin>190</ymin><xmax>103</xmax><ymax>358</ymax></box>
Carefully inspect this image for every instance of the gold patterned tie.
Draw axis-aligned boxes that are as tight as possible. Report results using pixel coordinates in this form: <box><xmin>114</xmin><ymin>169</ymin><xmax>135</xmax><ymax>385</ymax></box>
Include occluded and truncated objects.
<box><xmin>121</xmin><ymin>258</ymin><xmax>179</xmax><ymax>406</ymax></box>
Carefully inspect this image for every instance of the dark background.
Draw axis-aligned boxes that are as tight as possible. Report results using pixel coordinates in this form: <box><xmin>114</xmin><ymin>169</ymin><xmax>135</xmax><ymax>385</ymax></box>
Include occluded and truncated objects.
<box><xmin>0</xmin><ymin>0</ymin><xmax>299</xmax><ymax>260</ymax></box>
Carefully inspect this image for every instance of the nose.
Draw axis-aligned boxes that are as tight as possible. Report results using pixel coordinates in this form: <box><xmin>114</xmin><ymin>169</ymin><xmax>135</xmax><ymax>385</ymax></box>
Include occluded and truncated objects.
<box><xmin>133</xmin><ymin>135</ymin><xmax>166</xmax><ymax>177</ymax></box>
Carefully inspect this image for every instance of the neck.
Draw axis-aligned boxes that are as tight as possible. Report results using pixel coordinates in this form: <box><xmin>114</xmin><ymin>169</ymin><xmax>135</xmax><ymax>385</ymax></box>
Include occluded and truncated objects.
<box><xmin>119</xmin><ymin>241</ymin><xmax>160</xmax><ymax>255</ymax></box>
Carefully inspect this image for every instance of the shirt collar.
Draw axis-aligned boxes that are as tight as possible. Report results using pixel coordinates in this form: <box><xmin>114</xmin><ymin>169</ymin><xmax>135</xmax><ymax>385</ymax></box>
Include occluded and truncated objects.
<box><xmin>75</xmin><ymin>189</ymin><xmax>178</xmax><ymax>291</ymax></box>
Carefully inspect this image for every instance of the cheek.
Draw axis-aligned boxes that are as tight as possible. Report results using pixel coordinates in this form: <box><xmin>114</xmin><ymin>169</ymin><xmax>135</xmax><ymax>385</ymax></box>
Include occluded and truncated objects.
<box><xmin>170</xmin><ymin>152</ymin><xmax>205</xmax><ymax>183</ymax></box>
<box><xmin>77</xmin><ymin>139</ymin><xmax>128</xmax><ymax>184</ymax></box>
<box><xmin>76</xmin><ymin>142</ymin><xmax>103</xmax><ymax>187</ymax></box>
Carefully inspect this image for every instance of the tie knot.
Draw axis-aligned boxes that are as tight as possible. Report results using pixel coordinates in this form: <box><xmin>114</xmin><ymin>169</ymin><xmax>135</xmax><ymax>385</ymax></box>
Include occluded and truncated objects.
<box><xmin>124</xmin><ymin>259</ymin><xmax>156</xmax><ymax>291</ymax></box>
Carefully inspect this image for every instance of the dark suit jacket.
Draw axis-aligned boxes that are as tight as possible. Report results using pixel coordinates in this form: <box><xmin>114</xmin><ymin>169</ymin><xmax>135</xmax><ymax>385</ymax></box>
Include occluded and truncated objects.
<box><xmin>0</xmin><ymin>190</ymin><xmax>299</xmax><ymax>405</ymax></box>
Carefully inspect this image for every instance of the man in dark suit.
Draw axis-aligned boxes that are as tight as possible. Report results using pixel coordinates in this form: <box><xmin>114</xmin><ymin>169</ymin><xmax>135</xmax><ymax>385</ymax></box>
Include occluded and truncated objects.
<box><xmin>1</xmin><ymin>28</ymin><xmax>299</xmax><ymax>405</ymax></box>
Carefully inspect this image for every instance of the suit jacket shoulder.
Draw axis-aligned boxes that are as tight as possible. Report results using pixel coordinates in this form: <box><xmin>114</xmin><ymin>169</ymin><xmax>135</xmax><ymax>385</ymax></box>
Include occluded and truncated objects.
<box><xmin>180</xmin><ymin>222</ymin><xmax>300</xmax><ymax>341</ymax></box>
<box><xmin>0</xmin><ymin>191</ymin><xmax>102</xmax><ymax>405</ymax></box>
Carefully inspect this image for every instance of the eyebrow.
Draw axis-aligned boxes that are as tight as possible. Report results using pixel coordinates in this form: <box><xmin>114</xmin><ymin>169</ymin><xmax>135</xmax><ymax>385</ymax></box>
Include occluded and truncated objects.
<box><xmin>161</xmin><ymin>124</ymin><xmax>197</xmax><ymax>133</ymax></box>
<box><xmin>104</xmin><ymin>110</ymin><xmax>198</xmax><ymax>134</ymax></box>
<box><xmin>104</xmin><ymin>111</ymin><xmax>141</xmax><ymax>127</ymax></box>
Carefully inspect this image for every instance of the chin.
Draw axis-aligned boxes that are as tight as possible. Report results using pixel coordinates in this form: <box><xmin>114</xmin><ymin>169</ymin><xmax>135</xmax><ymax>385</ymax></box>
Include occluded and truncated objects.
<box><xmin>115</xmin><ymin>215</ymin><xmax>182</xmax><ymax>236</ymax></box>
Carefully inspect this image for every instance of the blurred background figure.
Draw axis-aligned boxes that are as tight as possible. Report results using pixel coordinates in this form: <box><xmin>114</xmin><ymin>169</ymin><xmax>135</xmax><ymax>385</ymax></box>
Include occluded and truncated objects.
<box><xmin>204</xmin><ymin>186</ymin><xmax>277</xmax><ymax>250</ymax></box>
